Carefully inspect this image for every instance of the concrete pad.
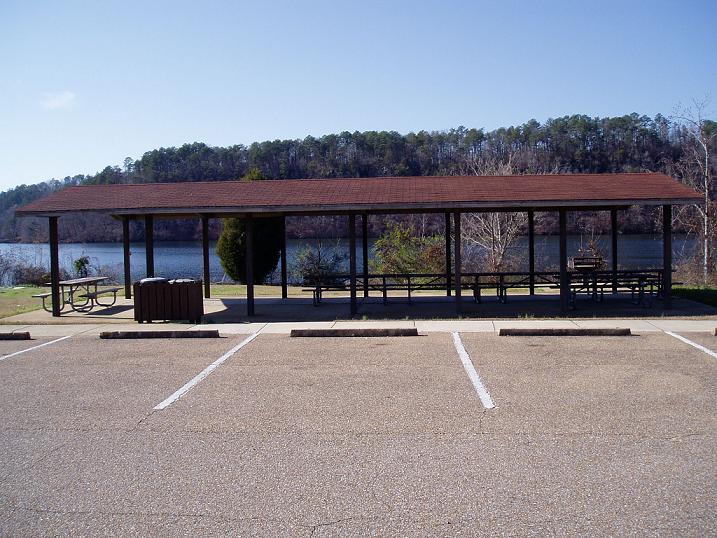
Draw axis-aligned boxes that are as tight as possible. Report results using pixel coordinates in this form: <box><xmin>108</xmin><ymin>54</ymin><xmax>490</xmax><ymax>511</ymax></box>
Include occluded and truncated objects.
<box><xmin>259</xmin><ymin>321</ymin><xmax>335</xmax><ymax>334</ymax></box>
<box><xmin>192</xmin><ymin>322</ymin><xmax>266</xmax><ymax>334</ymax></box>
<box><xmin>7</xmin><ymin>324</ymin><xmax>106</xmax><ymax>338</ymax></box>
<box><xmin>332</xmin><ymin>320</ymin><xmax>415</xmax><ymax>329</ymax></box>
<box><xmin>461</xmin><ymin>332</ymin><xmax>717</xmax><ymax>436</ymax></box>
<box><xmin>414</xmin><ymin>320</ymin><xmax>495</xmax><ymax>332</ymax></box>
<box><xmin>572</xmin><ymin>319</ymin><xmax>661</xmax><ymax>332</ymax></box>
<box><xmin>493</xmin><ymin>319</ymin><xmax>579</xmax><ymax>330</ymax></box>
<box><xmin>648</xmin><ymin>319</ymin><xmax>717</xmax><ymax>332</ymax></box>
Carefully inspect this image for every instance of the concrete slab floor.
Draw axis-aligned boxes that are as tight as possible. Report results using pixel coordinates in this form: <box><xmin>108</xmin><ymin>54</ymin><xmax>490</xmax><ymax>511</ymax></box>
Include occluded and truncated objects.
<box><xmin>0</xmin><ymin>332</ymin><xmax>714</xmax><ymax>534</ymax></box>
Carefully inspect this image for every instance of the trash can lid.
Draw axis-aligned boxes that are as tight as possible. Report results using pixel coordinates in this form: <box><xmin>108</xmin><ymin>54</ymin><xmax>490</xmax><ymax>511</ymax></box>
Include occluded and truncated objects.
<box><xmin>139</xmin><ymin>277</ymin><xmax>168</xmax><ymax>284</ymax></box>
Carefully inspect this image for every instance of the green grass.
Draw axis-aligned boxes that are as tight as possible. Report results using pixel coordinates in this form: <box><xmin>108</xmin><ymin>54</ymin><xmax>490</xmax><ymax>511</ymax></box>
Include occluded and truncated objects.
<box><xmin>672</xmin><ymin>286</ymin><xmax>717</xmax><ymax>308</ymax></box>
<box><xmin>0</xmin><ymin>286</ymin><xmax>44</xmax><ymax>318</ymax></box>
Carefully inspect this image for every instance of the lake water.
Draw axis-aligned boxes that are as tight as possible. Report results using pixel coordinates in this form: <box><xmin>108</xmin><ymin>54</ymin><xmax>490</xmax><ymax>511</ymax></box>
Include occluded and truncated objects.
<box><xmin>0</xmin><ymin>234</ymin><xmax>696</xmax><ymax>284</ymax></box>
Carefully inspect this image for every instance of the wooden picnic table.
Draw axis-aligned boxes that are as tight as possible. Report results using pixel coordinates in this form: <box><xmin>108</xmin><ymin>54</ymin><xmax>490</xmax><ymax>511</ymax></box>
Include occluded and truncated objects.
<box><xmin>35</xmin><ymin>276</ymin><xmax>122</xmax><ymax>313</ymax></box>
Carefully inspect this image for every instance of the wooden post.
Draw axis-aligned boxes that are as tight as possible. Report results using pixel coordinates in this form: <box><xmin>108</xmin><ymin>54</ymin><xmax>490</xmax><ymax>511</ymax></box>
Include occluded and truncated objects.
<box><xmin>280</xmin><ymin>216</ymin><xmax>288</xmax><ymax>299</ymax></box>
<box><xmin>245</xmin><ymin>216</ymin><xmax>255</xmax><ymax>316</ymax></box>
<box><xmin>122</xmin><ymin>216</ymin><xmax>131</xmax><ymax>299</ymax></box>
<box><xmin>144</xmin><ymin>215</ymin><xmax>154</xmax><ymax>278</ymax></box>
<box><xmin>201</xmin><ymin>215</ymin><xmax>211</xmax><ymax>298</ymax></box>
<box><xmin>454</xmin><ymin>211</ymin><xmax>462</xmax><ymax>313</ymax></box>
<box><xmin>349</xmin><ymin>214</ymin><xmax>357</xmax><ymax>315</ymax></box>
<box><xmin>663</xmin><ymin>204</ymin><xmax>672</xmax><ymax>309</ymax></box>
<box><xmin>445</xmin><ymin>212</ymin><xmax>452</xmax><ymax>296</ymax></box>
<box><xmin>559</xmin><ymin>209</ymin><xmax>569</xmax><ymax>311</ymax></box>
<box><xmin>362</xmin><ymin>213</ymin><xmax>369</xmax><ymax>298</ymax></box>
<box><xmin>611</xmin><ymin>208</ymin><xmax>618</xmax><ymax>294</ymax></box>
<box><xmin>49</xmin><ymin>216</ymin><xmax>61</xmax><ymax>317</ymax></box>
<box><xmin>528</xmin><ymin>209</ymin><xmax>535</xmax><ymax>295</ymax></box>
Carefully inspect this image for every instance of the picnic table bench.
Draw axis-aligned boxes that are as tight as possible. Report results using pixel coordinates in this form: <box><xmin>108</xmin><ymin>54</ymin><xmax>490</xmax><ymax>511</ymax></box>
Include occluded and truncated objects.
<box><xmin>34</xmin><ymin>276</ymin><xmax>121</xmax><ymax>313</ymax></box>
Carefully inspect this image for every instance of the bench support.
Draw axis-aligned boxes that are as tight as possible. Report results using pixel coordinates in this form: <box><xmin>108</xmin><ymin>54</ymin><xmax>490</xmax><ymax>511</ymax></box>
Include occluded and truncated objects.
<box><xmin>49</xmin><ymin>216</ymin><xmax>61</xmax><ymax>317</ymax></box>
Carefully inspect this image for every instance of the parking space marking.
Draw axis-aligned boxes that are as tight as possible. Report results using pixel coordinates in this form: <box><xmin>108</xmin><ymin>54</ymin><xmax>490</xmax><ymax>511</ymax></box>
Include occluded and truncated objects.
<box><xmin>154</xmin><ymin>332</ymin><xmax>259</xmax><ymax>410</ymax></box>
<box><xmin>665</xmin><ymin>331</ymin><xmax>717</xmax><ymax>359</ymax></box>
<box><xmin>451</xmin><ymin>332</ymin><xmax>495</xmax><ymax>409</ymax></box>
<box><xmin>0</xmin><ymin>335</ymin><xmax>72</xmax><ymax>362</ymax></box>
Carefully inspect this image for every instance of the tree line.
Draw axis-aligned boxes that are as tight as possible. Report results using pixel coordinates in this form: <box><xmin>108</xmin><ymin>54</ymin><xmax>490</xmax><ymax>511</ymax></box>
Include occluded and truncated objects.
<box><xmin>2</xmin><ymin>112</ymin><xmax>714</xmax><ymax>247</ymax></box>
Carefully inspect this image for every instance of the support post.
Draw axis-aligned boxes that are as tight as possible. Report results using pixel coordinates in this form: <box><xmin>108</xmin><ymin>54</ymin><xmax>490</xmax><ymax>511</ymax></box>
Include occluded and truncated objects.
<box><xmin>663</xmin><ymin>204</ymin><xmax>672</xmax><ymax>309</ymax></box>
<box><xmin>559</xmin><ymin>209</ymin><xmax>569</xmax><ymax>311</ymax></box>
<box><xmin>49</xmin><ymin>216</ymin><xmax>61</xmax><ymax>317</ymax></box>
<box><xmin>245</xmin><ymin>216</ymin><xmax>255</xmax><ymax>316</ymax></box>
<box><xmin>454</xmin><ymin>211</ymin><xmax>462</xmax><ymax>313</ymax></box>
<box><xmin>445</xmin><ymin>212</ymin><xmax>452</xmax><ymax>296</ymax></box>
<box><xmin>349</xmin><ymin>214</ymin><xmax>357</xmax><ymax>315</ymax></box>
<box><xmin>144</xmin><ymin>215</ymin><xmax>154</xmax><ymax>278</ymax></box>
<box><xmin>201</xmin><ymin>215</ymin><xmax>211</xmax><ymax>298</ymax></box>
<box><xmin>280</xmin><ymin>216</ymin><xmax>288</xmax><ymax>299</ymax></box>
<box><xmin>362</xmin><ymin>213</ymin><xmax>369</xmax><ymax>298</ymax></box>
<box><xmin>122</xmin><ymin>216</ymin><xmax>131</xmax><ymax>299</ymax></box>
<box><xmin>528</xmin><ymin>209</ymin><xmax>535</xmax><ymax>295</ymax></box>
<box><xmin>611</xmin><ymin>208</ymin><xmax>618</xmax><ymax>294</ymax></box>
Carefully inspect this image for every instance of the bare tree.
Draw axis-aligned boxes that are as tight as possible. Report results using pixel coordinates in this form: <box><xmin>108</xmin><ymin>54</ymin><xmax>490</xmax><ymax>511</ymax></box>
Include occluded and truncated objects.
<box><xmin>669</xmin><ymin>98</ymin><xmax>716</xmax><ymax>284</ymax></box>
<box><xmin>458</xmin><ymin>152</ymin><xmax>527</xmax><ymax>271</ymax></box>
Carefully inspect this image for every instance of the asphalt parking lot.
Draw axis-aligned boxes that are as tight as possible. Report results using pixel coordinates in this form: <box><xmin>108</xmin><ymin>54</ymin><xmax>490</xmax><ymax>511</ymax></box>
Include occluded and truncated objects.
<box><xmin>0</xmin><ymin>330</ymin><xmax>715</xmax><ymax>535</ymax></box>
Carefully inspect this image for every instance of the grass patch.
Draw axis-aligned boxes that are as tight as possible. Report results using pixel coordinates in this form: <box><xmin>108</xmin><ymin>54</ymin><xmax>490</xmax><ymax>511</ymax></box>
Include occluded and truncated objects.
<box><xmin>0</xmin><ymin>286</ymin><xmax>44</xmax><ymax>318</ymax></box>
<box><xmin>672</xmin><ymin>286</ymin><xmax>717</xmax><ymax>308</ymax></box>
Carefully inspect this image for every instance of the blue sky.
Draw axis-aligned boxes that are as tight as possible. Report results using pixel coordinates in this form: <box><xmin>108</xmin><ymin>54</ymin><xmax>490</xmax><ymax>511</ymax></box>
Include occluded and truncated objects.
<box><xmin>1</xmin><ymin>0</ymin><xmax>715</xmax><ymax>190</ymax></box>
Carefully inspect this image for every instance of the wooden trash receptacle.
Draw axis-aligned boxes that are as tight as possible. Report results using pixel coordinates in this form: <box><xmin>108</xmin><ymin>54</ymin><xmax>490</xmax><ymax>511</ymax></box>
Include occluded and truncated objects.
<box><xmin>133</xmin><ymin>279</ymin><xmax>203</xmax><ymax>323</ymax></box>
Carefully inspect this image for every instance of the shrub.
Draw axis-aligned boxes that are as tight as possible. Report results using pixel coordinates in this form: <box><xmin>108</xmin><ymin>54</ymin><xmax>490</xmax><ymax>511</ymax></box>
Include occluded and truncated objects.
<box><xmin>216</xmin><ymin>217</ymin><xmax>283</xmax><ymax>284</ymax></box>
<box><xmin>292</xmin><ymin>241</ymin><xmax>346</xmax><ymax>285</ymax></box>
<box><xmin>373</xmin><ymin>223</ymin><xmax>445</xmax><ymax>277</ymax></box>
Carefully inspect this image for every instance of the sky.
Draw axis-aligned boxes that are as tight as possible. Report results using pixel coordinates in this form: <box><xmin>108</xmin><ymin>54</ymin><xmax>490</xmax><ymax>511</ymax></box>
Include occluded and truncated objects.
<box><xmin>0</xmin><ymin>0</ymin><xmax>715</xmax><ymax>190</ymax></box>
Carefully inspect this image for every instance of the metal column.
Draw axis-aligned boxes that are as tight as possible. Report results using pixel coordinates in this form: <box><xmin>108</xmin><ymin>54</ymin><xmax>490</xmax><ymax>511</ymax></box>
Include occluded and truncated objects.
<box><xmin>611</xmin><ymin>208</ymin><xmax>618</xmax><ymax>294</ymax></box>
<box><xmin>454</xmin><ymin>211</ymin><xmax>462</xmax><ymax>313</ymax></box>
<box><xmin>245</xmin><ymin>216</ymin><xmax>255</xmax><ymax>316</ymax></box>
<box><xmin>559</xmin><ymin>209</ymin><xmax>569</xmax><ymax>311</ymax></box>
<box><xmin>49</xmin><ymin>216</ymin><xmax>61</xmax><ymax>317</ymax></box>
<box><xmin>144</xmin><ymin>215</ymin><xmax>154</xmax><ymax>278</ymax></box>
<box><xmin>122</xmin><ymin>216</ymin><xmax>131</xmax><ymax>299</ymax></box>
<box><xmin>280</xmin><ymin>216</ymin><xmax>288</xmax><ymax>299</ymax></box>
<box><xmin>349</xmin><ymin>214</ymin><xmax>357</xmax><ymax>315</ymax></box>
<box><xmin>528</xmin><ymin>209</ymin><xmax>535</xmax><ymax>295</ymax></box>
<box><xmin>201</xmin><ymin>215</ymin><xmax>211</xmax><ymax>298</ymax></box>
<box><xmin>445</xmin><ymin>212</ymin><xmax>452</xmax><ymax>296</ymax></box>
<box><xmin>362</xmin><ymin>213</ymin><xmax>369</xmax><ymax>298</ymax></box>
<box><xmin>663</xmin><ymin>205</ymin><xmax>672</xmax><ymax>309</ymax></box>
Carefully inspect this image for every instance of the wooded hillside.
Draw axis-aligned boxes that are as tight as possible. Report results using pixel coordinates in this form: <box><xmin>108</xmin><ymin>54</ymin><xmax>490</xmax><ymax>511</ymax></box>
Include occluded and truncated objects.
<box><xmin>3</xmin><ymin>112</ymin><xmax>715</xmax><ymax>243</ymax></box>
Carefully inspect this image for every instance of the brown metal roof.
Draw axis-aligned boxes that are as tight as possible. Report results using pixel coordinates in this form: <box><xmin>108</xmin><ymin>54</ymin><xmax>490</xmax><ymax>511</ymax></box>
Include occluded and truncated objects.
<box><xmin>15</xmin><ymin>173</ymin><xmax>702</xmax><ymax>217</ymax></box>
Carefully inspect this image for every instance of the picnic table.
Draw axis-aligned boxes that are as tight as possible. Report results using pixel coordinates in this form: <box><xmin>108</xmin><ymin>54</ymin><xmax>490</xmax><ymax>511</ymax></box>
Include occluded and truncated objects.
<box><xmin>34</xmin><ymin>276</ymin><xmax>122</xmax><ymax>313</ymax></box>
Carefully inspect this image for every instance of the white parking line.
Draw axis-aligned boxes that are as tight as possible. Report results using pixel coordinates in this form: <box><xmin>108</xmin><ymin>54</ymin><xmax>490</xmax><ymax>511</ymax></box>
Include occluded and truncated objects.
<box><xmin>0</xmin><ymin>335</ymin><xmax>72</xmax><ymax>362</ymax></box>
<box><xmin>665</xmin><ymin>331</ymin><xmax>717</xmax><ymax>359</ymax></box>
<box><xmin>154</xmin><ymin>332</ymin><xmax>259</xmax><ymax>411</ymax></box>
<box><xmin>451</xmin><ymin>332</ymin><xmax>495</xmax><ymax>409</ymax></box>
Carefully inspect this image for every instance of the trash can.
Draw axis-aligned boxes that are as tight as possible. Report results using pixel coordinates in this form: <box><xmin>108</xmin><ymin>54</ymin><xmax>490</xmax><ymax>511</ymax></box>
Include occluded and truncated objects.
<box><xmin>133</xmin><ymin>278</ymin><xmax>203</xmax><ymax>323</ymax></box>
